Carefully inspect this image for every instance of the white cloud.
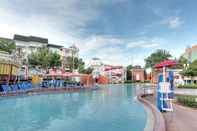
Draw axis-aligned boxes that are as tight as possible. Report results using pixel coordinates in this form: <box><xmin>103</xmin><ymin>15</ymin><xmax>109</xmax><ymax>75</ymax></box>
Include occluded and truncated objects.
<box><xmin>162</xmin><ymin>16</ymin><xmax>183</xmax><ymax>29</ymax></box>
<box><xmin>75</xmin><ymin>35</ymin><xmax>123</xmax><ymax>53</ymax></box>
<box><xmin>92</xmin><ymin>46</ymin><xmax>128</xmax><ymax>66</ymax></box>
<box><xmin>0</xmin><ymin>0</ymin><xmax>105</xmax><ymax>43</ymax></box>
<box><xmin>127</xmin><ymin>38</ymin><xmax>160</xmax><ymax>49</ymax></box>
<box><xmin>0</xmin><ymin>0</ymin><xmax>165</xmax><ymax>67</ymax></box>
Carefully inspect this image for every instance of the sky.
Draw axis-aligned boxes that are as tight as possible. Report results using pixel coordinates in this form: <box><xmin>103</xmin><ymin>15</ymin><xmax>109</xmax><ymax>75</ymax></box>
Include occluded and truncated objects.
<box><xmin>0</xmin><ymin>0</ymin><xmax>197</xmax><ymax>66</ymax></box>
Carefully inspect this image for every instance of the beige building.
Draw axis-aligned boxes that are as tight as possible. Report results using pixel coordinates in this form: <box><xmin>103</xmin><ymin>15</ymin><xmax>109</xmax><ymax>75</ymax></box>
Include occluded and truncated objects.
<box><xmin>48</xmin><ymin>44</ymin><xmax>63</xmax><ymax>55</ymax></box>
<box><xmin>60</xmin><ymin>45</ymin><xmax>79</xmax><ymax>70</ymax></box>
<box><xmin>1</xmin><ymin>34</ymin><xmax>79</xmax><ymax>69</ymax></box>
<box><xmin>183</xmin><ymin>45</ymin><xmax>197</xmax><ymax>62</ymax></box>
<box><xmin>13</xmin><ymin>34</ymin><xmax>49</xmax><ymax>61</ymax></box>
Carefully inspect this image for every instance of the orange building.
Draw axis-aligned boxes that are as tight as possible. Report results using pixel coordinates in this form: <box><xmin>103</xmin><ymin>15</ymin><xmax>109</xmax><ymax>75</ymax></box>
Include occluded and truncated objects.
<box><xmin>131</xmin><ymin>66</ymin><xmax>145</xmax><ymax>82</ymax></box>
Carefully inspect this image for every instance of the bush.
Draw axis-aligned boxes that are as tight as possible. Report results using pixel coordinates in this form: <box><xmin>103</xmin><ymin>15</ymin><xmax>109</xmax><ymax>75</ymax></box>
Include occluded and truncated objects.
<box><xmin>124</xmin><ymin>80</ymin><xmax>150</xmax><ymax>83</ymax></box>
<box><xmin>178</xmin><ymin>84</ymin><xmax>197</xmax><ymax>89</ymax></box>
<box><xmin>144</xmin><ymin>80</ymin><xmax>151</xmax><ymax>83</ymax></box>
<box><xmin>177</xmin><ymin>95</ymin><xmax>197</xmax><ymax>108</ymax></box>
<box><xmin>124</xmin><ymin>80</ymin><xmax>133</xmax><ymax>83</ymax></box>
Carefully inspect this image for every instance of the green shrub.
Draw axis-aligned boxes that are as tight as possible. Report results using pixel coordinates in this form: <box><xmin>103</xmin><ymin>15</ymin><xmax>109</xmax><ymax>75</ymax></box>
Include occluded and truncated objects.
<box><xmin>177</xmin><ymin>84</ymin><xmax>197</xmax><ymax>89</ymax></box>
<box><xmin>177</xmin><ymin>95</ymin><xmax>197</xmax><ymax>108</ymax></box>
<box><xmin>124</xmin><ymin>80</ymin><xmax>133</xmax><ymax>83</ymax></box>
<box><xmin>144</xmin><ymin>80</ymin><xmax>151</xmax><ymax>83</ymax></box>
<box><xmin>124</xmin><ymin>80</ymin><xmax>150</xmax><ymax>83</ymax></box>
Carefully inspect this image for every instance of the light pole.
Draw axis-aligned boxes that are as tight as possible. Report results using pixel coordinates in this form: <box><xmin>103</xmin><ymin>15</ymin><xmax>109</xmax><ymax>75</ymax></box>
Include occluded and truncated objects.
<box><xmin>183</xmin><ymin>63</ymin><xmax>190</xmax><ymax>84</ymax></box>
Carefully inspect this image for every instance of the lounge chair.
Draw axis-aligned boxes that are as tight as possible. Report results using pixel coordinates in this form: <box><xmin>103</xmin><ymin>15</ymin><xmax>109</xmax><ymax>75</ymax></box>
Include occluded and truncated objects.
<box><xmin>23</xmin><ymin>82</ymin><xmax>33</xmax><ymax>91</ymax></box>
<box><xmin>17</xmin><ymin>83</ymin><xmax>26</xmax><ymax>92</ymax></box>
<box><xmin>60</xmin><ymin>80</ymin><xmax>64</xmax><ymax>88</ymax></box>
<box><xmin>1</xmin><ymin>85</ymin><xmax>11</xmax><ymax>95</ymax></box>
<box><xmin>11</xmin><ymin>84</ymin><xmax>18</xmax><ymax>93</ymax></box>
<box><xmin>42</xmin><ymin>81</ymin><xmax>49</xmax><ymax>88</ymax></box>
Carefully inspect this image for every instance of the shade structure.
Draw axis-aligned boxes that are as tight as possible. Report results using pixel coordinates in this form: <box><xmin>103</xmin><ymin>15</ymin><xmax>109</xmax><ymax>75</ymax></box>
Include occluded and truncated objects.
<box><xmin>154</xmin><ymin>60</ymin><xmax>177</xmax><ymax>69</ymax></box>
<box><xmin>70</xmin><ymin>72</ymin><xmax>82</xmax><ymax>77</ymax></box>
<box><xmin>63</xmin><ymin>72</ymin><xmax>72</xmax><ymax>77</ymax></box>
<box><xmin>104</xmin><ymin>66</ymin><xmax>123</xmax><ymax>71</ymax></box>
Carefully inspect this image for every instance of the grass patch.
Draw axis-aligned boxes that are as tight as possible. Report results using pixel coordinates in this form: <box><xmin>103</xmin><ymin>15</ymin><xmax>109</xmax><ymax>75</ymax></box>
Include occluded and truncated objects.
<box><xmin>177</xmin><ymin>84</ymin><xmax>197</xmax><ymax>89</ymax></box>
<box><xmin>177</xmin><ymin>95</ymin><xmax>197</xmax><ymax>108</ymax></box>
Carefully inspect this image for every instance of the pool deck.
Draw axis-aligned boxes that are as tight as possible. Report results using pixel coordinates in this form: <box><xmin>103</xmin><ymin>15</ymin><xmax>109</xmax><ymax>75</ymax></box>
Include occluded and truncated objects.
<box><xmin>144</xmin><ymin>94</ymin><xmax>197</xmax><ymax>131</ymax></box>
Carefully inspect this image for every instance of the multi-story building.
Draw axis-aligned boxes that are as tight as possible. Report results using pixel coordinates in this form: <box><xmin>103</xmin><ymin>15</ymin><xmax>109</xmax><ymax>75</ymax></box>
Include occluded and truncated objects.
<box><xmin>89</xmin><ymin>58</ymin><xmax>104</xmax><ymax>78</ymax></box>
<box><xmin>89</xmin><ymin>58</ymin><xmax>126</xmax><ymax>84</ymax></box>
<box><xmin>14</xmin><ymin>34</ymin><xmax>49</xmax><ymax>60</ymax></box>
<box><xmin>62</xmin><ymin>45</ymin><xmax>79</xmax><ymax>58</ymax></box>
<box><xmin>61</xmin><ymin>45</ymin><xmax>79</xmax><ymax>70</ymax></box>
<box><xmin>1</xmin><ymin>34</ymin><xmax>80</xmax><ymax>70</ymax></box>
<box><xmin>103</xmin><ymin>65</ymin><xmax>126</xmax><ymax>84</ymax></box>
<box><xmin>48</xmin><ymin>44</ymin><xmax>63</xmax><ymax>55</ymax></box>
<box><xmin>183</xmin><ymin>45</ymin><xmax>197</xmax><ymax>62</ymax></box>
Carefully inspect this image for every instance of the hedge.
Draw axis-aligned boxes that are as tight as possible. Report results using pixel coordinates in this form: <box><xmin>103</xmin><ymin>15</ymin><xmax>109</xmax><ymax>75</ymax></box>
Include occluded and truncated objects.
<box><xmin>124</xmin><ymin>80</ymin><xmax>133</xmax><ymax>83</ymax></box>
<box><xmin>124</xmin><ymin>80</ymin><xmax>151</xmax><ymax>83</ymax></box>
<box><xmin>177</xmin><ymin>84</ymin><xmax>197</xmax><ymax>89</ymax></box>
<box><xmin>177</xmin><ymin>95</ymin><xmax>197</xmax><ymax>108</ymax></box>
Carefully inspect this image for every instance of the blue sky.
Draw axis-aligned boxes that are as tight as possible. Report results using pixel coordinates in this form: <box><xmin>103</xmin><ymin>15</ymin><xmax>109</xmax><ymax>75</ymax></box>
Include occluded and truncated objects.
<box><xmin>0</xmin><ymin>0</ymin><xmax>197</xmax><ymax>66</ymax></box>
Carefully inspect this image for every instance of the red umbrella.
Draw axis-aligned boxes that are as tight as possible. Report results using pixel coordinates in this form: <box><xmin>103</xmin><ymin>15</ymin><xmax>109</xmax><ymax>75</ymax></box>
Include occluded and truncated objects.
<box><xmin>154</xmin><ymin>60</ymin><xmax>177</xmax><ymax>83</ymax></box>
<box><xmin>154</xmin><ymin>60</ymin><xmax>177</xmax><ymax>69</ymax></box>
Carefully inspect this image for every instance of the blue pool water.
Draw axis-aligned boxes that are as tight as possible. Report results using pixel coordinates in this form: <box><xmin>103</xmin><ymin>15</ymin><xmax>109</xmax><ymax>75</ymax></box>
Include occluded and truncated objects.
<box><xmin>0</xmin><ymin>84</ymin><xmax>147</xmax><ymax>131</ymax></box>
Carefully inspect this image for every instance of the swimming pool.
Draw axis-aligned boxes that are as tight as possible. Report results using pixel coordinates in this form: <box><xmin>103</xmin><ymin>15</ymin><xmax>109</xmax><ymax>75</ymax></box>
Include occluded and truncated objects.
<box><xmin>0</xmin><ymin>84</ymin><xmax>147</xmax><ymax>131</ymax></box>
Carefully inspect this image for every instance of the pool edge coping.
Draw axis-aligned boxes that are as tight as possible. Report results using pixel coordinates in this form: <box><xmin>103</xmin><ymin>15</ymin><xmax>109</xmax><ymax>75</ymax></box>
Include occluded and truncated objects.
<box><xmin>137</xmin><ymin>94</ymin><xmax>166</xmax><ymax>131</ymax></box>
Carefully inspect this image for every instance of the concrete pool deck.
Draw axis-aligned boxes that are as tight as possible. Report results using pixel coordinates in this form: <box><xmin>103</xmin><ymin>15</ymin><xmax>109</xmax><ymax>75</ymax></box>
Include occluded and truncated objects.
<box><xmin>144</xmin><ymin>94</ymin><xmax>197</xmax><ymax>131</ymax></box>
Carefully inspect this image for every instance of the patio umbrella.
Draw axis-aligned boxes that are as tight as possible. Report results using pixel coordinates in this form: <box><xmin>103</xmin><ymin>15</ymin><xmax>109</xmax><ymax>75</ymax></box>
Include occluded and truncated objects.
<box><xmin>154</xmin><ymin>60</ymin><xmax>177</xmax><ymax>69</ymax></box>
<box><xmin>154</xmin><ymin>60</ymin><xmax>177</xmax><ymax>82</ymax></box>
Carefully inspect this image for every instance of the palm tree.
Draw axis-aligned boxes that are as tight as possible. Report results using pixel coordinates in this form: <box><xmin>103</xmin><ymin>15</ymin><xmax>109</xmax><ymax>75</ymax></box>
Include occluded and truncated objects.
<box><xmin>145</xmin><ymin>49</ymin><xmax>172</xmax><ymax>68</ymax></box>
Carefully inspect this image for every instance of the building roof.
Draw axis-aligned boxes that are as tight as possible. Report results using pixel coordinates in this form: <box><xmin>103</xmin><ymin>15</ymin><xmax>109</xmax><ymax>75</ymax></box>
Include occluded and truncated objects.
<box><xmin>14</xmin><ymin>34</ymin><xmax>48</xmax><ymax>43</ymax></box>
<box><xmin>133</xmin><ymin>65</ymin><xmax>142</xmax><ymax>69</ymax></box>
<box><xmin>48</xmin><ymin>44</ymin><xmax>63</xmax><ymax>49</ymax></box>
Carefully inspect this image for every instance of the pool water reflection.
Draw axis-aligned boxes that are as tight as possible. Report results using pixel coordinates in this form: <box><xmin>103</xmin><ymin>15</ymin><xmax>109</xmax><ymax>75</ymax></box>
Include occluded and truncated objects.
<box><xmin>0</xmin><ymin>84</ymin><xmax>147</xmax><ymax>131</ymax></box>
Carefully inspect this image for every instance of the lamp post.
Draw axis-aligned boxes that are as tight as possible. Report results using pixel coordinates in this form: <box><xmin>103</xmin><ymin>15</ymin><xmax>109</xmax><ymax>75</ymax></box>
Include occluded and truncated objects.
<box><xmin>183</xmin><ymin>63</ymin><xmax>190</xmax><ymax>84</ymax></box>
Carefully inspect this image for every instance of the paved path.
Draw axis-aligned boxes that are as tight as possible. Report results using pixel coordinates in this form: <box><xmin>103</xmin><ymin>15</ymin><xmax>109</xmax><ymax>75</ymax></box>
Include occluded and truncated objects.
<box><xmin>163</xmin><ymin>104</ymin><xmax>197</xmax><ymax>131</ymax></box>
<box><xmin>175</xmin><ymin>88</ymin><xmax>197</xmax><ymax>96</ymax></box>
<box><xmin>144</xmin><ymin>95</ymin><xmax>197</xmax><ymax>131</ymax></box>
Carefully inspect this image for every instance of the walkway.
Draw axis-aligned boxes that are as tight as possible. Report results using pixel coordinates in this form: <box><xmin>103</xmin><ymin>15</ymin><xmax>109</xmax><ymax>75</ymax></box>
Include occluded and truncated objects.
<box><xmin>163</xmin><ymin>104</ymin><xmax>197</xmax><ymax>131</ymax></box>
<box><xmin>144</xmin><ymin>95</ymin><xmax>197</xmax><ymax>131</ymax></box>
<box><xmin>175</xmin><ymin>88</ymin><xmax>197</xmax><ymax>96</ymax></box>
